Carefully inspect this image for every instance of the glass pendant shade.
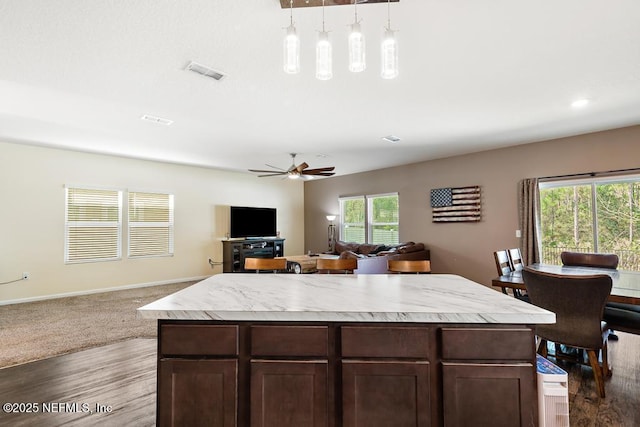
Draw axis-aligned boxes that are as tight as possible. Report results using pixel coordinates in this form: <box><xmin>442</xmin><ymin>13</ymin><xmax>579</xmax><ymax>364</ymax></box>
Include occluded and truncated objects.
<box><xmin>316</xmin><ymin>31</ymin><xmax>333</xmax><ymax>80</ymax></box>
<box><xmin>283</xmin><ymin>24</ymin><xmax>300</xmax><ymax>74</ymax></box>
<box><xmin>348</xmin><ymin>22</ymin><xmax>366</xmax><ymax>73</ymax></box>
<box><xmin>381</xmin><ymin>28</ymin><xmax>398</xmax><ymax>79</ymax></box>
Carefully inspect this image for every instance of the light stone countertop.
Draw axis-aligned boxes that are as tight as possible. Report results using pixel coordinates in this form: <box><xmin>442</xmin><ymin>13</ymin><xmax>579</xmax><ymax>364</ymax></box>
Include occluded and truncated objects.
<box><xmin>137</xmin><ymin>273</ymin><xmax>555</xmax><ymax>324</ymax></box>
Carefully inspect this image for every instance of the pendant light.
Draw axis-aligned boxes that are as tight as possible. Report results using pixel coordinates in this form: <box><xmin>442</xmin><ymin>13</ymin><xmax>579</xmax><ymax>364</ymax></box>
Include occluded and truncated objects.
<box><xmin>316</xmin><ymin>0</ymin><xmax>333</xmax><ymax>80</ymax></box>
<box><xmin>348</xmin><ymin>1</ymin><xmax>366</xmax><ymax>73</ymax></box>
<box><xmin>283</xmin><ymin>0</ymin><xmax>300</xmax><ymax>74</ymax></box>
<box><xmin>381</xmin><ymin>0</ymin><xmax>398</xmax><ymax>79</ymax></box>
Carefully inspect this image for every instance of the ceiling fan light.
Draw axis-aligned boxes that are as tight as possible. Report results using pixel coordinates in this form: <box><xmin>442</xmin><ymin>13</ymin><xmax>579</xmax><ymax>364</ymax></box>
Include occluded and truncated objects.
<box><xmin>381</xmin><ymin>28</ymin><xmax>398</xmax><ymax>79</ymax></box>
<box><xmin>349</xmin><ymin>22</ymin><xmax>366</xmax><ymax>73</ymax></box>
<box><xmin>283</xmin><ymin>24</ymin><xmax>300</xmax><ymax>74</ymax></box>
<box><xmin>316</xmin><ymin>31</ymin><xmax>333</xmax><ymax>80</ymax></box>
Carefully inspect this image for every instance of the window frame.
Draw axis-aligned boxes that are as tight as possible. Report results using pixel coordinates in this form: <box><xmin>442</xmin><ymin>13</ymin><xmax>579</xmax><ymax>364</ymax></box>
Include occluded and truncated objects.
<box><xmin>127</xmin><ymin>190</ymin><xmax>175</xmax><ymax>259</ymax></box>
<box><xmin>339</xmin><ymin>192</ymin><xmax>399</xmax><ymax>245</ymax></box>
<box><xmin>539</xmin><ymin>173</ymin><xmax>640</xmax><ymax>269</ymax></box>
<box><xmin>64</xmin><ymin>185</ymin><xmax>123</xmax><ymax>264</ymax></box>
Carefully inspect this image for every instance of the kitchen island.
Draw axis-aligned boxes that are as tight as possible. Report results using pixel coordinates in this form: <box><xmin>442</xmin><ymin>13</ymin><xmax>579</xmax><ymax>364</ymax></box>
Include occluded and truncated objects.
<box><xmin>138</xmin><ymin>273</ymin><xmax>554</xmax><ymax>427</ymax></box>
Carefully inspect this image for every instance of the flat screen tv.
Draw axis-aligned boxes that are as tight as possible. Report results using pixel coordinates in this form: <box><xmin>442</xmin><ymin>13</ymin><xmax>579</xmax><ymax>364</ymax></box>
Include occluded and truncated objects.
<box><xmin>230</xmin><ymin>206</ymin><xmax>277</xmax><ymax>239</ymax></box>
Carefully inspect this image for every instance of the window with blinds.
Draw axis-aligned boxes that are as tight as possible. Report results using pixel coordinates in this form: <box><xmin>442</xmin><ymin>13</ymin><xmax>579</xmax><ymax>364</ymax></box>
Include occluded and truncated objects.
<box><xmin>128</xmin><ymin>191</ymin><xmax>174</xmax><ymax>258</ymax></box>
<box><xmin>65</xmin><ymin>187</ymin><xmax>122</xmax><ymax>263</ymax></box>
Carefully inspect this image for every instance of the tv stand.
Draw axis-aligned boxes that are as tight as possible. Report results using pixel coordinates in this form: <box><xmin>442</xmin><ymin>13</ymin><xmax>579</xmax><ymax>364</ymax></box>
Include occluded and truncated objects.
<box><xmin>222</xmin><ymin>238</ymin><xmax>285</xmax><ymax>272</ymax></box>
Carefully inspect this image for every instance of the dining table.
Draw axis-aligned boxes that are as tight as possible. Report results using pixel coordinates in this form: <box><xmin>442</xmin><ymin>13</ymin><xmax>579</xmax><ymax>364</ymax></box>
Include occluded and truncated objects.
<box><xmin>492</xmin><ymin>263</ymin><xmax>640</xmax><ymax>305</ymax></box>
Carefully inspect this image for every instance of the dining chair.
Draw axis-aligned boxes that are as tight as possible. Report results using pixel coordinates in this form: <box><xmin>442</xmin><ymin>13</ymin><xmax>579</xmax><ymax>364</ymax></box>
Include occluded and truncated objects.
<box><xmin>315</xmin><ymin>258</ymin><xmax>358</xmax><ymax>274</ymax></box>
<box><xmin>560</xmin><ymin>251</ymin><xmax>619</xmax><ymax>269</ymax></box>
<box><xmin>387</xmin><ymin>260</ymin><xmax>431</xmax><ymax>274</ymax></box>
<box><xmin>508</xmin><ymin>248</ymin><xmax>524</xmax><ymax>271</ymax></box>
<box><xmin>522</xmin><ymin>267</ymin><xmax>612</xmax><ymax>398</ymax></box>
<box><xmin>494</xmin><ymin>250</ymin><xmax>526</xmax><ymax>298</ymax></box>
<box><xmin>244</xmin><ymin>257</ymin><xmax>288</xmax><ymax>273</ymax></box>
<box><xmin>559</xmin><ymin>251</ymin><xmax>639</xmax><ymax>338</ymax></box>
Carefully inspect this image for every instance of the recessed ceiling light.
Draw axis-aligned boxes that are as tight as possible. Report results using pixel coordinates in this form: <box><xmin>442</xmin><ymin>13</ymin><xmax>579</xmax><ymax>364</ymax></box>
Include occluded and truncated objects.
<box><xmin>571</xmin><ymin>99</ymin><xmax>590</xmax><ymax>108</ymax></box>
<box><xmin>140</xmin><ymin>114</ymin><xmax>173</xmax><ymax>126</ymax></box>
<box><xmin>382</xmin><ymin>135</ymin><xmax>401</xmax><ymax>143</ymax></box>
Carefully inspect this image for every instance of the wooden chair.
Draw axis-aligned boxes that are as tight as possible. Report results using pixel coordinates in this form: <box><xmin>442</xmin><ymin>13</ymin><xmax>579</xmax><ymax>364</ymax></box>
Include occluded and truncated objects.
<box><xmin>494</xmin><ymin>250</ymin><xmax>512</xmax><ymax>276</ymax></box>
<box><xmin>387</xmin><ymin>260</ymin><xmax>431</xmax><ymax>274</ymax></box>
<box><xmin>560</xmin><ymin>251</ymin><xmax>619</xmax><ymax>269</ymax></box>
<box><xmin>523</xmin><ymin>267</ymin><xmax>612</xmax><ymax>398</ymax></box>
<box><xmin>494</xmin><ymin>250</ymin><xmax>514</xmax><ymax>295</ymax></box>
<box><xmin>244</xmin><ymin>257</ymin><xmax>287</xmax><ymax>273</ymax></box>
<box><xmin>559</xmin><ymin>251</ymin><xmax>640</xmax><ymax>338</ymax></box>
<box><xmin>508</xmin><ymin>248</ymin><xmax>524</xmax><ymax>271</ymax></box>
<box><xmin>316</xmin><ymin>258</ymin><xmax>357</xmax><ymax>274</ymax></box>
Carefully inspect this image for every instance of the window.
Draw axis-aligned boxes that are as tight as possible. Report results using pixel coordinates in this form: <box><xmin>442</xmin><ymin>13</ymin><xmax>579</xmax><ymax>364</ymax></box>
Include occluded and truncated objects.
<box><xmin>128</xmin><ymin>191</ymin><xmax>174</xmax><ymax>257</ymax></box>
<box><xmin>65</xmin><ymin>186</ymin><xmax>122</xmax><ymax>263</ymax></box>
<box><xmin>539</xmin><ymin>175</ymin><xmax>640</xmax><ymax>270</ymax></box>
<box><xmin>339</xmin><ymin>193</ymin><xmax>399</xmax><ymax>245</ymax></box>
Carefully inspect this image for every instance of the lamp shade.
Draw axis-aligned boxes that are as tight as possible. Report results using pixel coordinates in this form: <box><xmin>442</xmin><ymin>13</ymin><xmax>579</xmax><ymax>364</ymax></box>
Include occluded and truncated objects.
<box><xmin>316</xmin><ymin>31</ymin><xmax>333</xmax><ymax>80</ymax></box>
<box><xmin>381</xmin><ymin>28</ymin><xmax>398</xmax><ymax>79</ymax></box>
<box><xmin>283</xmin><ymin>24</ymin><xmax>300</xmax><ymax>74</ymax></box>
<box><xmin>348</xmin><ymin>22</ymin><xmax>366</xmax><ymax>73</ymax></box>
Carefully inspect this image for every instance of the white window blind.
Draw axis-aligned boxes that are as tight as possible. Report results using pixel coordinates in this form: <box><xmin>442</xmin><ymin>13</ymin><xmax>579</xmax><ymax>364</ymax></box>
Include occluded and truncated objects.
<box><xmin>128</xmin><ymin>191</ymin><xmax>174</xmax><ymax>257</ymax></box>
<box><xmin>65</xmin><ymin>187</ymin><xmax>122</xmax><ymax>263</ymax></box>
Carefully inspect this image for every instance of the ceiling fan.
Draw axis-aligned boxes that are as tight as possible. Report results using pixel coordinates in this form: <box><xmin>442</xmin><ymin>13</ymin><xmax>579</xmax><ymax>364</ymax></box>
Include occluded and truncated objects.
<box><xmin>249</xmin><ymin>153</ymin><xmax>335</xmax><ymax>179</ymax></box>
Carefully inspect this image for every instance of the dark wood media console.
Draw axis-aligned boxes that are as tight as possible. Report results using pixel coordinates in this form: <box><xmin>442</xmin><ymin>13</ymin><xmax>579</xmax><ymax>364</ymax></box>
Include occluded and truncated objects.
<box><xmin>222</xmin><ymin>239</ymin><xmax>285</xmax><ymax>273</ymax></box>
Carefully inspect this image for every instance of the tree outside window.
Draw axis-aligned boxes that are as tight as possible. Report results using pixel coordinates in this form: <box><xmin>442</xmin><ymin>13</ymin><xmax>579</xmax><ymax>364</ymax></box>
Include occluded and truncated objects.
<box><xmin>539</xmin><ymin>177</ymin><xmax>640</xmax><ymax>270</ymax></box>
<box><xmin>339</xmin><ymin>193</ymin><xmax>399</xmax><ymax>245</ymax></box>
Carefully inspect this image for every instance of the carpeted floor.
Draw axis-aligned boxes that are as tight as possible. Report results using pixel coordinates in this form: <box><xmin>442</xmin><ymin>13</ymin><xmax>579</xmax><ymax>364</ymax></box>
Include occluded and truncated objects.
<box><xmin>0</xmin><ymin>281</ymin><xmax>196</xmax><ymax>368</ymax></box>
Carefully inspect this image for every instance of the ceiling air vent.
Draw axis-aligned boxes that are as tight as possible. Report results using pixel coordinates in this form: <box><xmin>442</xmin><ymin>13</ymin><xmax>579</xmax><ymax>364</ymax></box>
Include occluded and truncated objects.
<box><xmin>186</xmin><ymin>61</ymin><xmax>227</xmax><ymax>81</ymax></box>
<box><xmin>141</xmin><ymin>114</ymin><xmax>173</xmax><ymax>126</ymax></box>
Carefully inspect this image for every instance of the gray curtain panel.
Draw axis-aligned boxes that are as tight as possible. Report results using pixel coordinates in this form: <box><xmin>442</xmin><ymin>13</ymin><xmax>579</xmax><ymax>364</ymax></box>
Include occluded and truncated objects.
<box><xmin>518</xmin><ymin>178</ymin><xmax>541</xmax><ymax>265</ymax></box>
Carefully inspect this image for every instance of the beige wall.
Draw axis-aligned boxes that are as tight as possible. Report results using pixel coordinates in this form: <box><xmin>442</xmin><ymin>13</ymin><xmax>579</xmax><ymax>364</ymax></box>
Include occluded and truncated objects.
<box><xmin>0</xmin><ymin>141</ymin><xmax>305</xmax><ymax>303</ymax></box>
<box><xmin>304</xmin><ymin>125</ymin><xmax>640</xmax><ymax>286</ymax></box>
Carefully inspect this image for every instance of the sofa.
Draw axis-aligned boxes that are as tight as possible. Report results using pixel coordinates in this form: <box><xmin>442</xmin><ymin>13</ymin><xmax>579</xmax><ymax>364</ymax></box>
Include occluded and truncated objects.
<box><xmin>327</xmin><ymin>241</ymin><xmax>430</xmax><ymax>273</ymax></box>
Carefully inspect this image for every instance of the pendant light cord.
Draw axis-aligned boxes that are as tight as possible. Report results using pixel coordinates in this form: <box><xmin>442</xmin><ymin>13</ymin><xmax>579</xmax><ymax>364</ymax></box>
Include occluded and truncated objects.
<box><xmin>322</xmin><ymin>0</ymin><xmax>326</xmax><ymax>32</ymax></box>
<box><xmin>387</xmin><ymin>0</ymin><xmax>391</xmax><ymax>29</ymax></box>
<box><xmin>289</xmin><ymin>0</ymin><xmax>294</xmax><ymax>26</ymax></box>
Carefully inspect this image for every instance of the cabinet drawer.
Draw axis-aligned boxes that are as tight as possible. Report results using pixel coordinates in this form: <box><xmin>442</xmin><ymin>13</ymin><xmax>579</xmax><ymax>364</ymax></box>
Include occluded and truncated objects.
<box><xmin>341</xmin><ymin>327</ymin><xmax>430</xmax><ymax>358</ymax></box>
<box><xmin>251</xmin><ymin>326</ymin><xmax>328</xmax><ymax>357</ymax></box>
<box><xmin>160</xmin><ymin>324</ymin><xmax>238</xmax><ymax>356</ymax></box>
<box><xmin>441</xmin><ymin>328</ymin><xmax>534</xmax><ymax>360</ymax></box>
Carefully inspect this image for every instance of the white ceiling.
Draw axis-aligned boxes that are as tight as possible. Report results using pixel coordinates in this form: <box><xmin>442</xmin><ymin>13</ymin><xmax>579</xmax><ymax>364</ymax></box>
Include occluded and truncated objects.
<box><xmin>1</xmin><ymin>0</ymin><xmax>640</xmax><ymax>177</ymax></box>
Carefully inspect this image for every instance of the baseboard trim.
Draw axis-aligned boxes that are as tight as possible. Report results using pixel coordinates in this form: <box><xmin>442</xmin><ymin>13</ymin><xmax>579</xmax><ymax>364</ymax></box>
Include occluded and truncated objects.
<box><xmin>0</xmin><ymin>276</ymin><xmax>210</xmax><ymax>306</ymax></box>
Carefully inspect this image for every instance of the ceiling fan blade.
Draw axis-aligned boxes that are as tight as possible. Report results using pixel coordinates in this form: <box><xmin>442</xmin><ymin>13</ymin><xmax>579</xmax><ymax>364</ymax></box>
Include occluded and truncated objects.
<box><xmin>294</xmin><ymin>162</ymin><xmax>309</xmax><ymax>173</ymax></box>
<box><xmin>302</xmin><ymin>166</ymin><xmax>335</xmax><ymax>173</ymax></box>
<box><xmin>249</xmin><ymin>169</ymin><xmax>287</xmax><ymax>174</ymax></box>
<box><xmin>265</xmin><ymin>164</ymin><xmax>287</xmax><ymax>171</ymax></box>
<box><xmin>303</xmin><ymin>171</ymin><xmax>335</xmax><ymax>176</ymax></box>
<box><xmin>256</xmin><ymin>173</ymin><xmax>288</xmax><ymax>177</ymax></box>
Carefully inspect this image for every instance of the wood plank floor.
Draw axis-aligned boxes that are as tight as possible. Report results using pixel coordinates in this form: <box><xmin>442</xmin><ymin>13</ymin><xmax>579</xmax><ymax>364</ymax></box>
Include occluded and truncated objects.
<box><xmin>0</xmin><ymin>333</ymin><xmax>638</xmax><ymax>426</ymax></box>
<box><xmin>0</xmin><ymin>338</ymin><xmax>156</xmax><ymax>426</ymax></box>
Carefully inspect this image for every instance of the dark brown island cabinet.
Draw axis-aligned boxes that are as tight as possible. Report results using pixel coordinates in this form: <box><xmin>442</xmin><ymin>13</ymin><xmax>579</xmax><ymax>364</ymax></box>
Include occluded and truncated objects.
<box><xmin>157</xmin><ymin>321</ymin><xmax>537</xmax><ymax>427</ymax></box>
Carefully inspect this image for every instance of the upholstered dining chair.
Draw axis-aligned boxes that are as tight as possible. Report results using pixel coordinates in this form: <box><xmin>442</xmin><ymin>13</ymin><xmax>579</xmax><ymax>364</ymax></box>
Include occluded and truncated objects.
<box><xmin>559</xmin><ymin>251</ymin><xmax>640</xmax><ymax>338</ymax></box>
<box><xmin>560</xmin><ymin>251</ymin><xmax>619</xmax><ymax>269</ymax></box>
<box><xmin>522</xmin><ymin>267</ymin><xmax>612</xmax><ymax>398</ymax></box>
<box><xmin>316</xmin><ymin>258</ymin><xmax>358</xmax><ymax>274</ymax></box>
<box><xmin>244</xmin><ymin>257</ymin><xmax>288</xmax><ymax>273</ymax></box>
<box><xmin>387</xmin><ymin>260</ymin><xmax>431</xmax><ymax>274</ymax></box>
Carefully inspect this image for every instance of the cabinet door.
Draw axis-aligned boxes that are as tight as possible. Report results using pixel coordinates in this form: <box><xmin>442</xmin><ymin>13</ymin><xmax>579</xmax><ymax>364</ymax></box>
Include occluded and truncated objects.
<box><xmin>251</xmin><ymin>360</ymin><xmax>328</xmax><ymax>427</ymax></box>
<box><xmin>159</xmin><ymin>359</ymin><xmax>237</xmax><ymax>427</ymax></box>
<box><xmin>342</xmin><ymin>361</ymin><xmax>431</xmax><ymax>427</ymax></box>
<box><xmin>442</xmin><ymin>362</ymin><xmax>536</xmax><ymax>427</ymax></box>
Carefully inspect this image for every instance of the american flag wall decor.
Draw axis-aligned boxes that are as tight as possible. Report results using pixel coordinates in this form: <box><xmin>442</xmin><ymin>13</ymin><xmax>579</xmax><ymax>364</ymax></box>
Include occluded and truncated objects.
<box><xmin>430</xmin><ymin>186</ymin><xmax>481</xmax><ymax>222</ymax></box>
